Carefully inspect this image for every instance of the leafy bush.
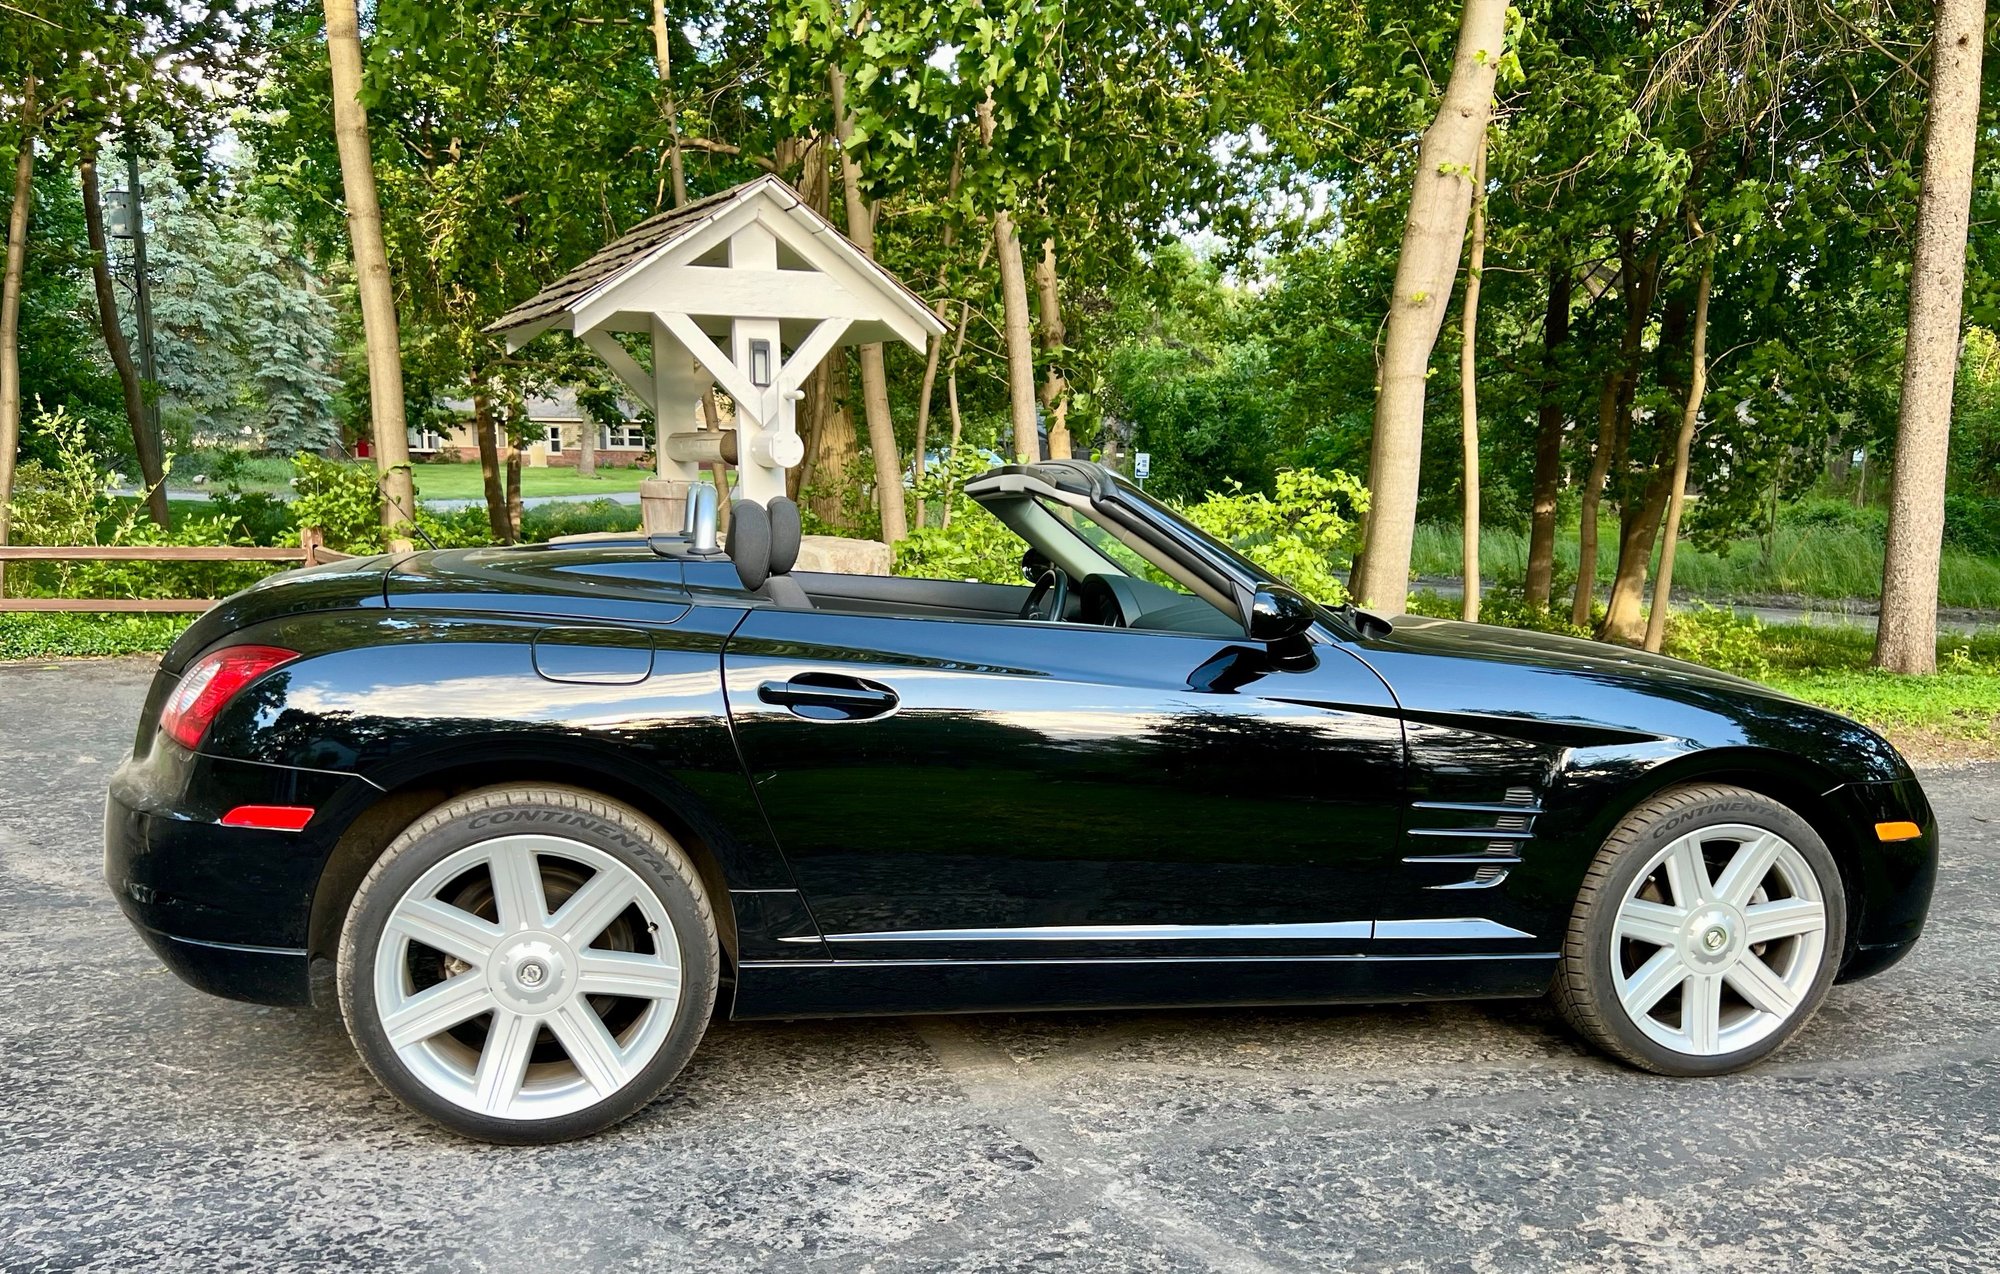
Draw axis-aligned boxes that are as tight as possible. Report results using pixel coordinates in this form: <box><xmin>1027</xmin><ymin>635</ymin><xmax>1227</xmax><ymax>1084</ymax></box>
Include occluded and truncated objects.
<box><xmin>2</xmin><ymin>406</ymin><xmax>269</xmax><ymax>600</ymax></box>
<box><xmin>1106</xmin><ymin>340</ymin><xmax>1278</xmax><ymax>501</ymax></box>
<box><xmin>1944</xmin><ymin>494</ymin><xmax>2000</xmax><ymax>558</ymax></box>
<box><xmin>1779</xmin><ymin>498</ymin><xmax>1888</xmax><ymax>538</ymax></box>
<box><xmin>894</xmin><ymin>453</ymin><xmax>1022</xmax><ymax>583</ymax></box>
<box><xmin>1658</xmin><ymin>605</ymin><xmax>1773</xmax><ymax>679</ymax></box>
<box><xmin>1182</xmin><ymin>468</ymin><xmax>1368</xmax><ymax>605</ymax></box>
<box><xmin>289</xmin><ymin>452</ymin><xmax>387</xmax><ymax>551</ymax></box>
<box><xmin>0</xmin><ymin>613</ymin><xmax>195</xmax><ymax>659</ymax></box>
<box><xmin>520</xmin><ymin>498</ymin><xmax>642</xmax><ymax>541</ymax></box>
<box><xmin>892</xmin><ymin>462</ymin><xmax>1369</xmax><ymax>601</ymax></box>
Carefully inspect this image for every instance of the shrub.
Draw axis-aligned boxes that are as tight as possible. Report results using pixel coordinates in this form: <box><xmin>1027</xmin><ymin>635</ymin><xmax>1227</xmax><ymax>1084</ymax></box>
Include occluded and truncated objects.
<box><xmin>894</xmin><ymin>453</ymin><xmax>1022</xmax><ymax>583</ymax></box>
<box><xmin>289</xmin><ymin>453</ymin><xmax>387</xmax><ymax>551</ymax></box>
<box><xmin>3</xmin><ymin>405</ymin><xmax>268</xmax><ymax>600</ymax></box>
<box><xmin>1944</xmin><ymin>494</ymin><xmax>2000</xmax><ymax>557</ymax></box>
<box><xmin>1182</xmin><ymin>468</ymin><xmax>1368</xmax><ymax>605</ymax></box>
<box><xmin>1659</xmin><ymin>605</ymin><xmax>1772</xmax><ymax>679</ymax></box>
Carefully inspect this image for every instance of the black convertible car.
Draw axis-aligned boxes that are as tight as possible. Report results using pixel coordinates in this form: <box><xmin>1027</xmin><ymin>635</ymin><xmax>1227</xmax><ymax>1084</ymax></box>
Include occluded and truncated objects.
<box><xmin>107</xmin><ymin>460</ymin><xmax>1936</xmax><ymax>1142</ymax></box>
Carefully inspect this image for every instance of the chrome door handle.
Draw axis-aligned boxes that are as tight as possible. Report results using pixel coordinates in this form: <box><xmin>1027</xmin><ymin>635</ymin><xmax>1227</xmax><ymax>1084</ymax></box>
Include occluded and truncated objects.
<box><xmin>757</xmin><ymin>676</ymin><xmax>899</xmax><ymax>718</ymax></box>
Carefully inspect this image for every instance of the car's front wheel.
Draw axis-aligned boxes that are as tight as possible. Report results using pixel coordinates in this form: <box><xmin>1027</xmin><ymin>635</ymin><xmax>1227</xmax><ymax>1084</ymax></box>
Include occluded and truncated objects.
<box><xmin>1554</xmin><ymin>783</ymin><xmax>1845</xmax><ymax>1076</ymax></box>
<box><xmin>336</xmin><ymin>786</ymin><xmax>717</xmax><ymax>1143</ymax></box>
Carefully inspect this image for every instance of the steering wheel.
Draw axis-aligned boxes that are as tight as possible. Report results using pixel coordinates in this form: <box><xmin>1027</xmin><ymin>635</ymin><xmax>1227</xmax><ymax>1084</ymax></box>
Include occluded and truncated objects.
<box><xmin>1019</xmin><ymin>567</ymin><xmax>1070</xmax><ymax>621</ymax></box>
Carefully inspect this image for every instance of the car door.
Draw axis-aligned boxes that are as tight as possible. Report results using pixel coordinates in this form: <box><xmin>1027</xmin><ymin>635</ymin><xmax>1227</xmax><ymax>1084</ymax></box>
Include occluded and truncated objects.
<box><xmin>722</xmin><ymin>606</ymin><xmax>1407</xmax><ymax>962</ymax></box>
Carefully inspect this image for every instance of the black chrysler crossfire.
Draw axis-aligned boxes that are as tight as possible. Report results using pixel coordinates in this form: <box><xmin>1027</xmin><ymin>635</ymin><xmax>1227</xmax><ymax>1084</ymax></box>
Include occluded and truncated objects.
<box><xmin>106</xmin><ymin>460</ymin><xmax>1937</xmax><ymax>1142</ymax></box>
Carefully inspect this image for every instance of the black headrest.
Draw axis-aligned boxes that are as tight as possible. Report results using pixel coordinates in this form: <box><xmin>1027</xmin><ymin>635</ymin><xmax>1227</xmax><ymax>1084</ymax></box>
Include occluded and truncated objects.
<box><xmin>768</xmin><ymin>497</ymin><xmax>802</xmax><ymax>576</ymax></box>
<box><xmin>728</xmin><ymin>499</ymin><xmax>771</xmax><ymax>590</ymax></box>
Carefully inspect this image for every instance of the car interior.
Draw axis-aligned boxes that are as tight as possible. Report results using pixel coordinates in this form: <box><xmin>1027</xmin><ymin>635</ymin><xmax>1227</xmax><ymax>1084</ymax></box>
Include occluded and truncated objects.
<box><xmin>655</xmin><ymin>472</ymin><xmax>1249</xmax><ymax>637</ymax></box>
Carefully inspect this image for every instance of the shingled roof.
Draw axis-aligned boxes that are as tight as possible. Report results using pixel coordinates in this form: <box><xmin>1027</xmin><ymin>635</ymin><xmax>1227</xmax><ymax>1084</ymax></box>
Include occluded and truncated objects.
<box><xmin>484</xmin><ymin>174</ymin><xmax>938</xmax><ymax>342</ymax></box>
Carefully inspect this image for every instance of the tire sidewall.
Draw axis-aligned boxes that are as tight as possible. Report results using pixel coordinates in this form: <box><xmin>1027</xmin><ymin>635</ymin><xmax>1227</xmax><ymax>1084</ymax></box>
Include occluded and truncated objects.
<box><xmin>1581</xmin><ymin>788</ymin><xmax>1847</xmax><ymax>1077</ymax></box>
<box><xmin>338</xmin><ymin>790</ymin><xmax>718</xmax><ymax>1144</ymax></box>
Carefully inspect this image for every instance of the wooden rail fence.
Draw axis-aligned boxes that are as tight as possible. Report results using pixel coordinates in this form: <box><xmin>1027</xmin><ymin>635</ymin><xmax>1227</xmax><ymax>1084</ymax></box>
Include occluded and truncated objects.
<box><xmin>0</xmin><ymin>529</ymin><xmax>351</xmax><ymax>613</ymax></box>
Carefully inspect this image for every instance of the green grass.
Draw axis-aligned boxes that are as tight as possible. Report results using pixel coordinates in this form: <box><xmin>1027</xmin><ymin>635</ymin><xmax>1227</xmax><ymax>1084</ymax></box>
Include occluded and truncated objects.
<box><xmin>0</xmin><ymin>613</ymin><xmax>193</xmax><ymax>660</ymax></box>
<box><xmin>1769</xmin><ymin>667</ymin><xmax>2000</xmax><ymax>737</ymax></box>
<box><xmin>1410</xmin><ymin>521</ymin><xmax>2000</xmax><ymax>609</ymax></box>
<box><xmin>406</xmin><ymin>462</ymin><xmax>651</xmax><ymax>502</ymax></box>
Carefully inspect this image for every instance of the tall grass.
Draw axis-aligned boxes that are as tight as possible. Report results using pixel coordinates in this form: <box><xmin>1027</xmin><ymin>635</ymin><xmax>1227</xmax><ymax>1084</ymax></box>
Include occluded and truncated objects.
<box><xmin>1411</xmin><ymin>522</ymin><xmax>2000</xmax><ymax>609</ymax></box>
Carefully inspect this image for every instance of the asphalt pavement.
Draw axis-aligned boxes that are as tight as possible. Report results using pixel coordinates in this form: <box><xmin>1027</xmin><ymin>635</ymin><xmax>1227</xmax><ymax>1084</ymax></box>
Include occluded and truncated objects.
<box><xmin>3</xmin><ymin>658</ymin><xmax>1997</xmax><ymax>1272</ymax></box>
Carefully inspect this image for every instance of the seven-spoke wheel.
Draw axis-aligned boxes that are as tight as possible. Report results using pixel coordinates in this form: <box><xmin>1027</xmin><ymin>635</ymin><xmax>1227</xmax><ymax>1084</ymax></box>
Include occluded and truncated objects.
<box><xmin>338</xmin><ymin>787</ymin><xmax>717</xmax><ymax>1143</ymax></box>
<box><xmin>1556</xmin><ymin>785</ymin><xmax>1846</xmax><ymax>1075</ymax></box>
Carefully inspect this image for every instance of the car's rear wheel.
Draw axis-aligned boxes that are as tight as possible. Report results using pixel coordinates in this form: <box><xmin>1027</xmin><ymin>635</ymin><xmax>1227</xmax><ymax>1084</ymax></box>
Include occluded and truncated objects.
<box><xmin>1554</xmin><ymin>783</ymin><xmax>1845</xmax><ymax>1076</ymax></box>
<box><xmin>336</xmin><ymin>786</ymin><xmax>717</xmax><ymax>1143</ymax></box>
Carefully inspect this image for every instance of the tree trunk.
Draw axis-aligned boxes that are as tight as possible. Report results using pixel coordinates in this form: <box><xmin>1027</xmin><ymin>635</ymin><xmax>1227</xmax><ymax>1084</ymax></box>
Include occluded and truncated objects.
<box><xmin>1645</xmin><ymin>252</ymin><xmax>1715</xmax><ymax>653</ymax></box>
<box><xmin>911</xmin><ymin>147</ymin><xmax>965</xmax><ymax>531</ymax></box>
<box><xmin>1598</xmin><ymin>276</ymin><xmax>1692</xmax><ymax>644</ymax></box>
<box><xmin>80</xmin><ymin>153</ymin><xmax>170</xmax><ymax>529</ymax></box>
<box><xmin>1572</xmin><ymin>241</ymin><xmax>1656</xmax><ymax>627</ymax></box>
<box><xmin>1598</xmin><ymin>463</ymin><xmax>1674</xmax><ymax>644</ymax></box>
<box><xmin>650</xmin><ymin>0</ymin><xmax>687</xmax><ymax>209</ymax></box>
<box><xmin>1350</xmin><ymin>0</ymin><xmax>1508</xmax><ymax>614</ymax></box>
<box><xmin>324</xmin><ymin>0</ymin><xmax>415</xmax><ymax>551</ymax></box>
<box><xmin>505</xmin><ymin>435</ymin><xmax>523</xmax><ymax>540</ymax></box>
<box><xmin>940</xmin><ymin>307</ymin><xmax>972</xmax><ymax>530</ymax></box>
<box><xmin>1458</xmin><ymin>137</ymin><xmax>1487</xmax><ymax>623</ymax></box>
<box><xmin>788</xmin><ymin>136</ymin><xmax>860</xmax><ymax>519</ymax></box>
<box><xmin>830</xmin><ymin>64</ymin><xmax>908</xmax><ymax>542</ymax></box>
<box><xmin>470</xmin><ymin>379</ymin><xmax>509</xmax><ymax>541</ymax></box>
<box><xmin>995</xmin><ymin>210</ymin><xmax>1038</xmax><ymax>463</ymax></box>
<box><xmin>1036</xmin><ymin>237</ymin><xmax>1071</xmax><ymax>460</ymax></box>
<box><xmin>576</xmin><ymin>418</ymin><xmax>596</xmax><ymax>476</ymax></box>
<box><xmin>1877</xmin><ymin>0</ymin><xmax>1986</xmax><ymax>674</ymax></box>
<box><xmin>0</xmin><ymin>73</ymin><xmax>37</xmax><ymax>593</ymax></box>
<box><xmin>1524</xmin><ymin>259</ymin><xmax>1571</xmax><ymax>611</ymax></box>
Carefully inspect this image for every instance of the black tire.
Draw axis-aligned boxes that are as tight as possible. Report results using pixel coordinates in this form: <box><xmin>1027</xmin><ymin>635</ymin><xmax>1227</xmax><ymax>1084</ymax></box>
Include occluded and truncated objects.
<box><xmin>1553</xmin><ymin>783</ymin><xmax>1846</xmax><ymax>1077</ymax></box>
<box><xmin>336</xmin><ymin>785</ymin><xmax>718</xmax><ymax>1143</ymax></box>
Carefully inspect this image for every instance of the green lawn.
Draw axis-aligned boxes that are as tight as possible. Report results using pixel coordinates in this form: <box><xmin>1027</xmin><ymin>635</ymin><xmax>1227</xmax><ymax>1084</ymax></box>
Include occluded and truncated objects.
<box><xmin>405</xmin><ymin>462</ymin><xmax>652</xmax><ymax>502</ymax></box>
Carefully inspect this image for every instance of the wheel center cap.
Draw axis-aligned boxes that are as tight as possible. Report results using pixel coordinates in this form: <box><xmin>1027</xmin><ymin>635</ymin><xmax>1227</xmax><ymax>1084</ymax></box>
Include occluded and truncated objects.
<box><xmin>1684</xmin><ymin>906</ymin><xmax>1742</xmax><ymax>967</ymax></box>
<box><xmin>491</xmin><ymin>935</ymin><xmax>571</xmax><ymax>1008</ymax></box>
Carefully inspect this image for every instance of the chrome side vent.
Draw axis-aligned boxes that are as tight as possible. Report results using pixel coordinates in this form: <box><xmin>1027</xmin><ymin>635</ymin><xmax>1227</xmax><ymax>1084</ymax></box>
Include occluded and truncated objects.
<box><xmin>1406</xmin><ymin>787</ymin><xmax>1543</xmax><ymax>890</ymax></box>
<box><xmin>1430</xmin><ymin>865</ymin><xmax>1509</xmax><ymax>891</ymax></box>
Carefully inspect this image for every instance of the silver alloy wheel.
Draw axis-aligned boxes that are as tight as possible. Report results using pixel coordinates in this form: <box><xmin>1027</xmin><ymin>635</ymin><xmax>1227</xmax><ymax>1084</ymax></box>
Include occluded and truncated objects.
<box><xmin>1610</xmin><ymin>822</ymin><xmax>1828</xmax><ymax>1056</ymax></box>
<box><xmin>372</xmin><ymin>833</ymin><xmax>683</xmax><ymax>1121</ymax></box>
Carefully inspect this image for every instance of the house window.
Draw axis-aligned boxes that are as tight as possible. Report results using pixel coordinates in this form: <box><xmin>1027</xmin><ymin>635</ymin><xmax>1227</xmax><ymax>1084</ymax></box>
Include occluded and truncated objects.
<box><xmin>408</xmin><ymin>428</ymin><xmax>444</xmax><ymax>454</ymax></box>
<box><xmin>544</xmin><ymin>423</ymin><xmax>564</xmax><ymax>454</ymax></box>
<box><xmin>601</xmin><ymin>423</ymin><xmax>646</xmax><ymax>450</ymax></box>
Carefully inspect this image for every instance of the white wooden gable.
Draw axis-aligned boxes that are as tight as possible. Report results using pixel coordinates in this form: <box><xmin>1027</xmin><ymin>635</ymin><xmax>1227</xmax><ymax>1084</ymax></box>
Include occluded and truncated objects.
<box><xmin>486</xmin><ymin>175</ymin><xmax>944</xmax><ymax>503</ymax></box>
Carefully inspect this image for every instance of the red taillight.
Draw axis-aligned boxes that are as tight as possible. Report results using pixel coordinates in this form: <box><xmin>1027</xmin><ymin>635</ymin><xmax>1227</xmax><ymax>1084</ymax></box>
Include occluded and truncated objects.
<box><xmin>160</xmin><ymin>645</ymin><xmax>299</xmax><ymax>750</ymax></box>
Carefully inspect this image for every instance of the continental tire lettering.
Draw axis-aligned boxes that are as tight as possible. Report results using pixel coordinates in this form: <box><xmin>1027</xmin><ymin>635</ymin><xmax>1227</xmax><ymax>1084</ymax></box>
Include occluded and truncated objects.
<box><xmin>465</xmin><ymin>809</ymin><xmax>643</xmax><ymax>849</ymax></box>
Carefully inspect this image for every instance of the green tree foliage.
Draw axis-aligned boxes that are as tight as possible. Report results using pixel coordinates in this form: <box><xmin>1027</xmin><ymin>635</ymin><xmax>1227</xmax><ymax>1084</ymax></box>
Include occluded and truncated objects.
<box><xmin>138</xmin><ymin>147</ymin><xmax>340</xmax><ymax>454</ymax></box>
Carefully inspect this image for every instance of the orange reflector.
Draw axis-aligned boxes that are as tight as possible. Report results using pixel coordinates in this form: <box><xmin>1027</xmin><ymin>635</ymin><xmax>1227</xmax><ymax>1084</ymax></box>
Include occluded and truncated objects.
<box><xmin>1875</xmin><ymin>820</ymin><xmax>1922</xmax><ymax>842</ymax></box>
<box><xmin>220</xmin><ymin>805</ymin><xmax>315</xmax><ymax>832</ymax></box>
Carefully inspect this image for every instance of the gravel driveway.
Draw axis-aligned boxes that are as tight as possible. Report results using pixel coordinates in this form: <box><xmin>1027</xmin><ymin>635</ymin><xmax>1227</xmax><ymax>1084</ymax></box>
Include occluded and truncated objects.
<box><xmin>3</xmin><ymin>659</ymin><xmax>1996</xmax><ymax>1272</ymax></box>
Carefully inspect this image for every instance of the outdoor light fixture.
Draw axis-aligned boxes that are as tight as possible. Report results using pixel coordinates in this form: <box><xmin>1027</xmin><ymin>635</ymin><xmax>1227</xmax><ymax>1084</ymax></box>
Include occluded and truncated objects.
<box><xmin>749</xmin><ymin>339</ymin><xmax>773</xmax><ymax>387</ymax></box>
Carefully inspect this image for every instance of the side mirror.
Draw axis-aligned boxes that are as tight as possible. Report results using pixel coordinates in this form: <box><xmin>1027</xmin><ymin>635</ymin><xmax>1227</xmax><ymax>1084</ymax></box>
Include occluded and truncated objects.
<box><xmin>1247</xmin><ymin>584</ymin><xmax>1316</xmax><ymax>644</ymax></box>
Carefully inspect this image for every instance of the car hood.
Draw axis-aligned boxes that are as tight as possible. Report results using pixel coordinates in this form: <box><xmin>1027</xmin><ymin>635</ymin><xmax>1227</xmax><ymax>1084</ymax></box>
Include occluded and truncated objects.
<box><xmin>1368</xmin><ymin>614</ymin><xmax>1780</xmax><ymax>700</ymax></box>
<box><xmin>1344</xmin><ymin>614</ymin><xmax>1908</xmax><ymax>784</ymax></box>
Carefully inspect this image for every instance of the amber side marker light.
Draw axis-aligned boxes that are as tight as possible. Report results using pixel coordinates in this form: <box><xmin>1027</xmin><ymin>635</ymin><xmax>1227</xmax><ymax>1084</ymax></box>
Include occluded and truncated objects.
<box><xmin>1875</xmin><ymin>820</ymin><xmax>1923</xmax><ymax>842</ymax></box>
<box><xmin>220</xmin><ymin>805</ymin><xmax>316</xmax><ymax>832</ymax></box>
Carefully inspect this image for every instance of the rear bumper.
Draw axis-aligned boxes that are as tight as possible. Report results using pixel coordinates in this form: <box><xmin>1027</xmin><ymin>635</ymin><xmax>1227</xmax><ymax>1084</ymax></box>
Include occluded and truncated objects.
<box><xmin>104</xmin><ymin>745</ymin><xmax>369</xmax><ymax>1007</ymax></box>
<box><xmin>125</xmin><ymin>922</ymin><xmax>312</xmax><ymax>1006</ymax></box>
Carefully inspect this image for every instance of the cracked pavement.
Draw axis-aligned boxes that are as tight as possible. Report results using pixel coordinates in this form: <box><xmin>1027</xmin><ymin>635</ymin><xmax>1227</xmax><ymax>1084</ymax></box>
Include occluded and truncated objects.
<box><xmin>2</xmin><ymin>658</ymin><xmax>1996</xmax><ymax>1271</ymax></box>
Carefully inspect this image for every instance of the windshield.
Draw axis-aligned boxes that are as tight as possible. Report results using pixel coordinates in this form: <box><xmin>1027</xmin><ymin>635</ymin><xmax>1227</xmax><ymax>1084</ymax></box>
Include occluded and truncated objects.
<box><xmin>1106</xmin><ymin>473</ymin><xmax>1291</xmax><ymax>590</ymax></box>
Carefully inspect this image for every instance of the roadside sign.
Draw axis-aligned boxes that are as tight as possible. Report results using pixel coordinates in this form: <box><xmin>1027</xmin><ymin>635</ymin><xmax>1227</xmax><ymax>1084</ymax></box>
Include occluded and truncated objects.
<box><xmin>1135</xmin><ymin>452</ymin><xmax>1151</xmax><ymax>481</ymax></box>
